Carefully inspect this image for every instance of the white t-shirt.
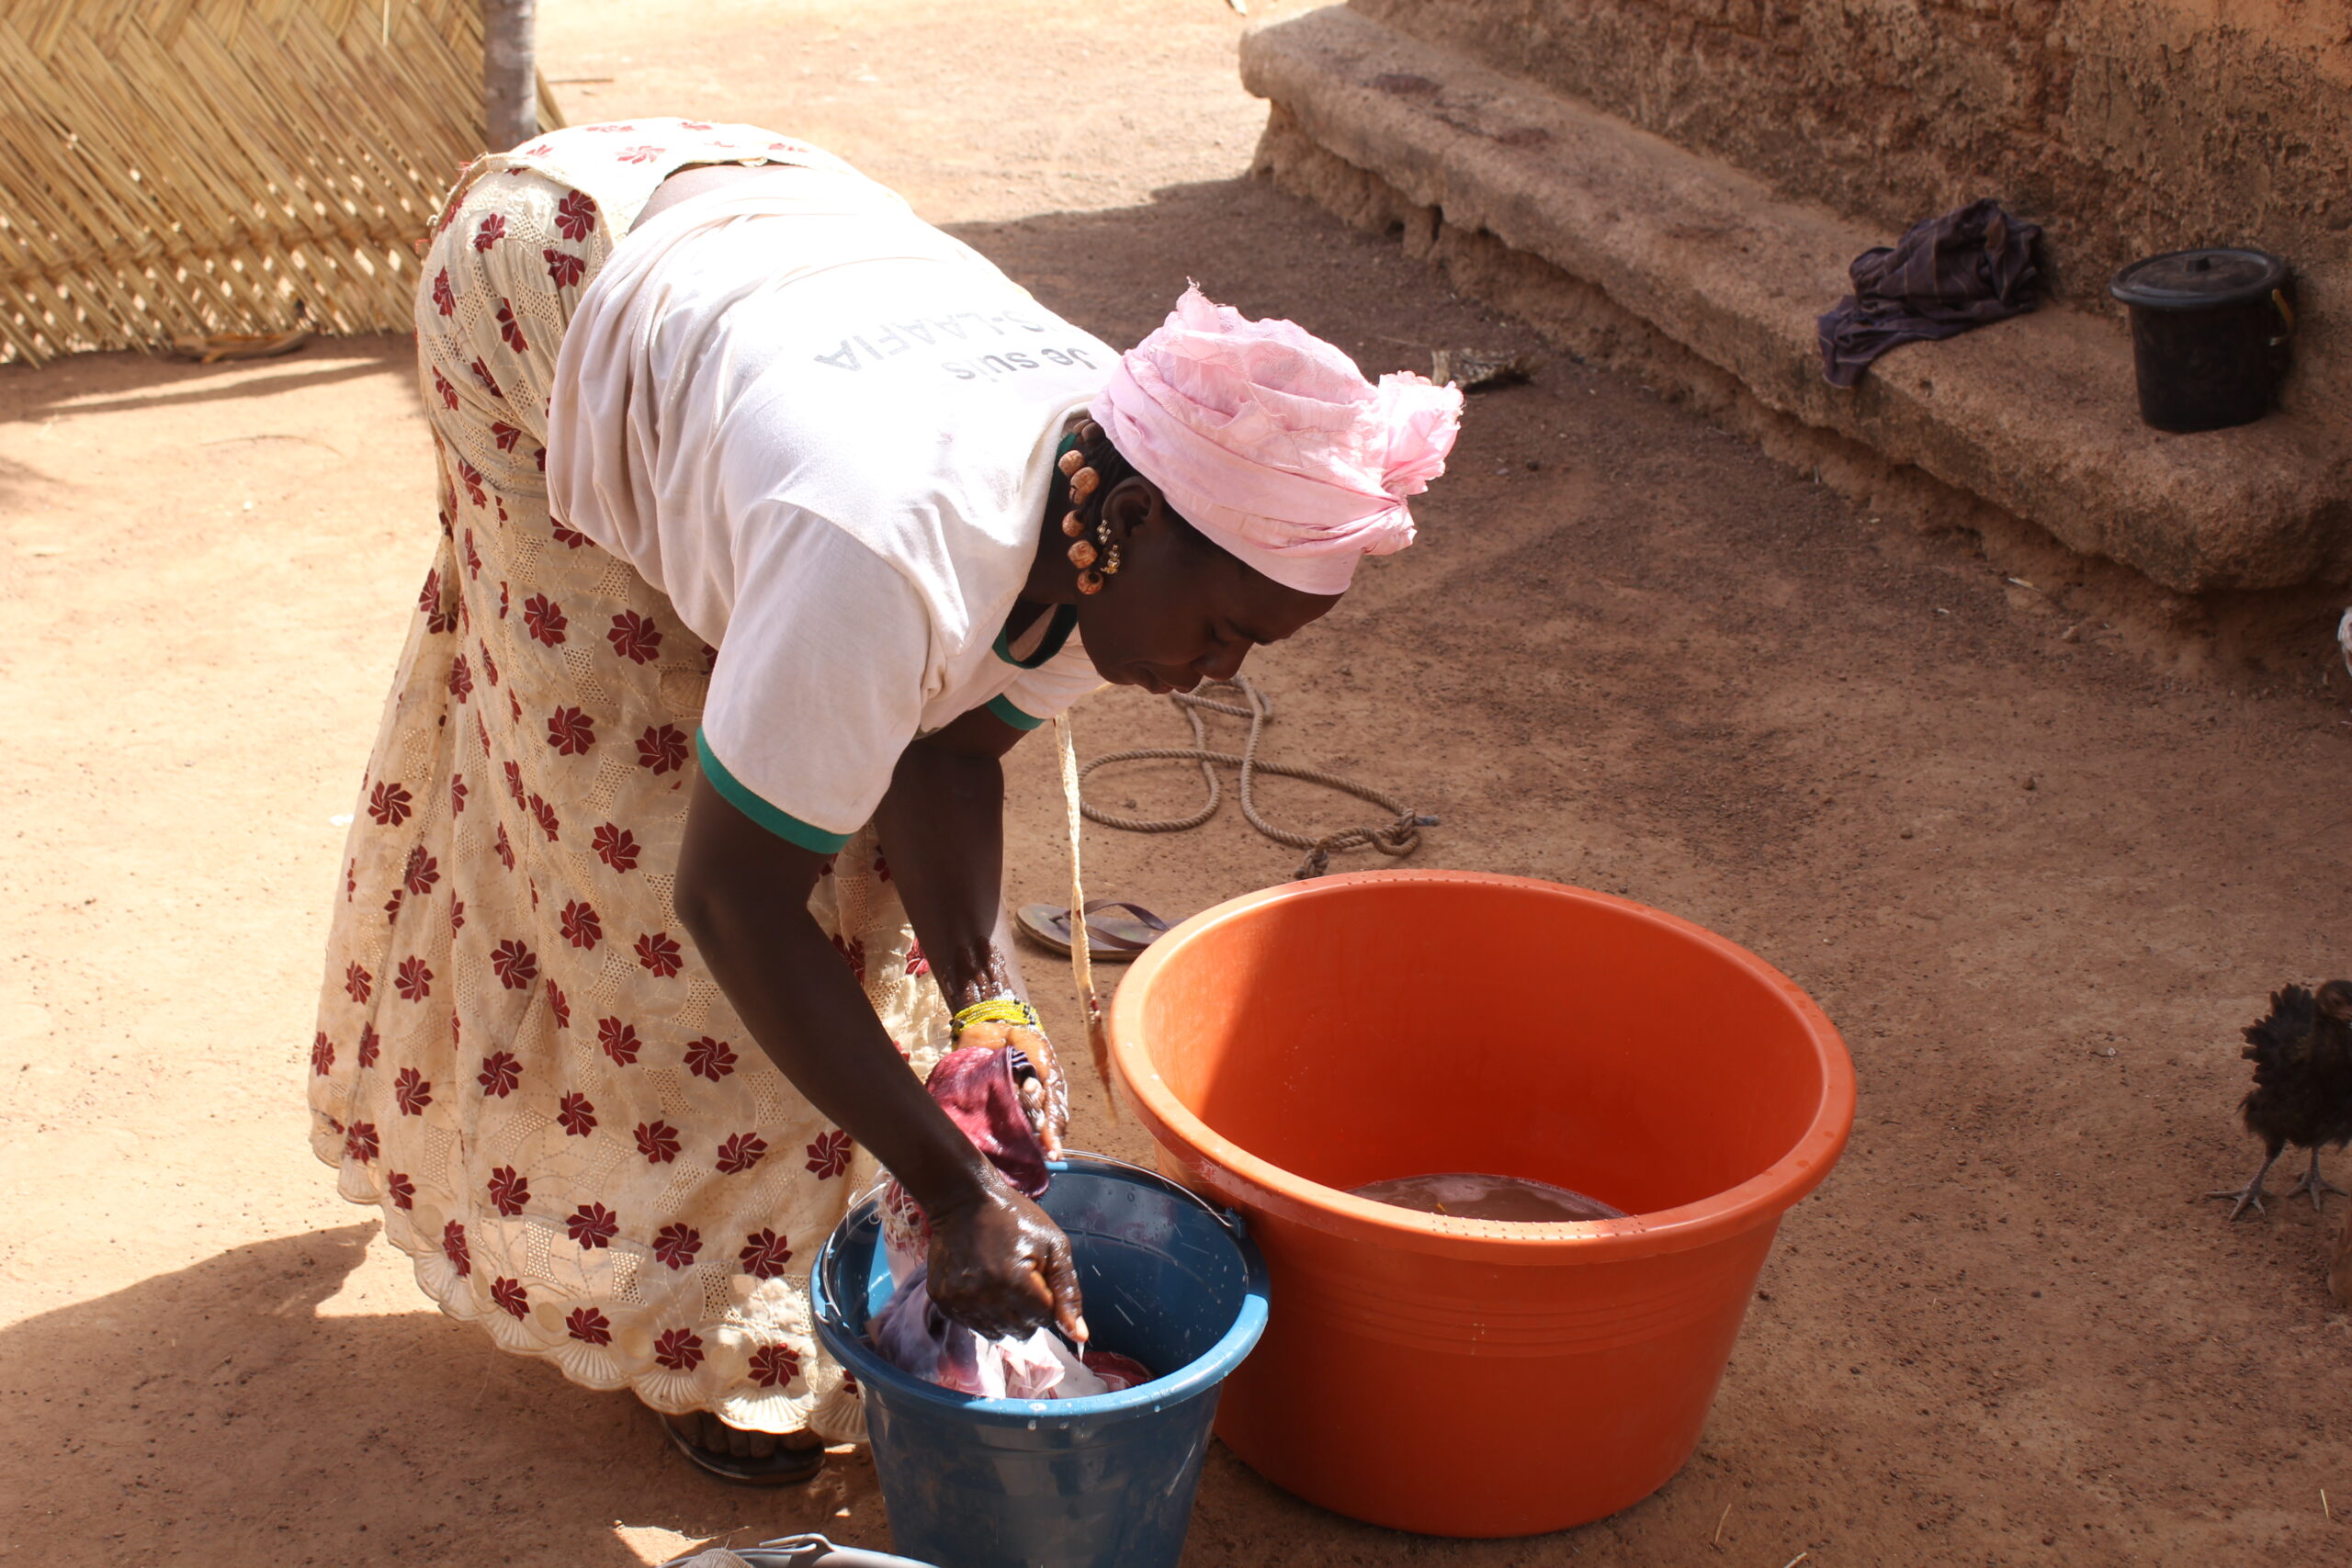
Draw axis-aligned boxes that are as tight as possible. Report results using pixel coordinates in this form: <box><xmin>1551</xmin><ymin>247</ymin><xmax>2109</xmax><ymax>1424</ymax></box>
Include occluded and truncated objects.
<box><xmin>546</xmin><ymin>168</ymin><xmax>1110</xmax><ymax>852</ymax></box>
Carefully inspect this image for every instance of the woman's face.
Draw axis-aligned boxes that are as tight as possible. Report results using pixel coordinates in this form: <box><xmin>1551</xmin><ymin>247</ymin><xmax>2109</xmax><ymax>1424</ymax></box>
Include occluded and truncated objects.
<box><xmin>1073</xmin><ymin>479</ymin><xmax>1340</xmax><ymax>694</ymax></box>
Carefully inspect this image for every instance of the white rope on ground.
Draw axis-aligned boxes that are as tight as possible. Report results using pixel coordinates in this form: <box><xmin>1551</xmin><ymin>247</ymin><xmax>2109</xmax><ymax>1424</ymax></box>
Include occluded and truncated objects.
<box><xmin>1073</xmin><ymin>676</ymin><xmax>1440</xmax><ymax>881</ymax></box>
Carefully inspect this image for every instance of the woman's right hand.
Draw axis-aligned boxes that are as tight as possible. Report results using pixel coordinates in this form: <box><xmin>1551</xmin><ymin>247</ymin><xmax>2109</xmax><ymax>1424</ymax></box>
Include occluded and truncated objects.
<box><xmin>922</xmin><ymin>1173</ymin><xmax>1086</xmax><ymax>1342</ymax></box>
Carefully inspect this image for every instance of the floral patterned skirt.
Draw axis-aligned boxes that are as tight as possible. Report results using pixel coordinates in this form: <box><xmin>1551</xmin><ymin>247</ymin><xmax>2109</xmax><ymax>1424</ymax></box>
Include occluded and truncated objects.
<box><xmin>309</xmin><ymin>159</ymin><xmax>944</xmax><ymax>1438</ymax></box>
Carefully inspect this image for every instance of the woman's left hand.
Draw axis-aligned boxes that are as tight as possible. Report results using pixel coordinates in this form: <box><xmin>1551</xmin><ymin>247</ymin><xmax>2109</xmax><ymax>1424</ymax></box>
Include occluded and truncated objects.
<box><xmin>956</xmin><ymin>1018</ymin><xmax>1069</xmax><ymax>1156</ymax></box>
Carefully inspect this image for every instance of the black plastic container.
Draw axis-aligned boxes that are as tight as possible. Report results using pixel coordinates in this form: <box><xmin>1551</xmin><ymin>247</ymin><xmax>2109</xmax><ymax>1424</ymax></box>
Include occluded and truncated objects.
<box><xmin>2109</xmin><ymin>247</ymin><xmax>2294</xmax><ymax>434</ymax></box>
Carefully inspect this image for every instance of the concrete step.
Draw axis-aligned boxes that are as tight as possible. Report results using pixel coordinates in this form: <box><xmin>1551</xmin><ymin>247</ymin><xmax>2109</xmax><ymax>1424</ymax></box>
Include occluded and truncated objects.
<box><xmin>1241</xmin><ymin>5</ymin><xmax>2350</xmax><ymax>594</ymax></box>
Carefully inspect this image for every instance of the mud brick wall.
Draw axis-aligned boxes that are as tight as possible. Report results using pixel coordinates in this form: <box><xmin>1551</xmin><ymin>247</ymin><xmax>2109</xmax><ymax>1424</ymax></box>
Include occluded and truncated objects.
<box><xmin>1351</xmin><ymin>0</ymin><xmax>2351</xmax><ymax>421</ymax></box>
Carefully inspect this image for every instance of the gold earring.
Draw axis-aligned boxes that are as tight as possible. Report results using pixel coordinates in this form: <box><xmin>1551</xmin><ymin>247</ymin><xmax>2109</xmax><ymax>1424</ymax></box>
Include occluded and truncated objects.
<box><xmin>1102</xmin><ymin>543</ymin><xmax>1122</xmax><ymax>577</ymax></box>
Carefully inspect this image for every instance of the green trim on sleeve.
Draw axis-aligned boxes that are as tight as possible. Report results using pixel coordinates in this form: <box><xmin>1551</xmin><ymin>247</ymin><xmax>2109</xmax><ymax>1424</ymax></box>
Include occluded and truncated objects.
<box><xmin>695</xmin><ymin>729</ymin><xmax>854</xmax><ymax>854</ymax></box>
<box><xmin>985</xmin><ymin>694</ymin><xmax>1046</xmax><ymax>731</ymax></box>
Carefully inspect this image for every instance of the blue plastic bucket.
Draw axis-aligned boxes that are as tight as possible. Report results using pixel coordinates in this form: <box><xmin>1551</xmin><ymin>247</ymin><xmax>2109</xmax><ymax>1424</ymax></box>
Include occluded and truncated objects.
<box><xmin>810</xmin><ymin>1154</ymin><xmax>1270</xmax><ymax>1568</ymax></box>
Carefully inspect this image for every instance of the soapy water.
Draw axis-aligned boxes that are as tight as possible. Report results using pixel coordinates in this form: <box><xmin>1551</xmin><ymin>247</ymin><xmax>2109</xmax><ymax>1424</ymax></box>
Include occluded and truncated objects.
<box><xmin>1351</xmin><ymin>1172</ymin><xmax>1626</xmax><ymax>1222</ymax></box>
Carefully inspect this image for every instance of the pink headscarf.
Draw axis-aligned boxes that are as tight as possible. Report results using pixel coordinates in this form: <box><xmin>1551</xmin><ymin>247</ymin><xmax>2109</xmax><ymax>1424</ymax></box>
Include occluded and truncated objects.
<box><xmin>1090</xmin><ymin>287</ymin><xmax>1464</xmax><ymax>595</ymax></box>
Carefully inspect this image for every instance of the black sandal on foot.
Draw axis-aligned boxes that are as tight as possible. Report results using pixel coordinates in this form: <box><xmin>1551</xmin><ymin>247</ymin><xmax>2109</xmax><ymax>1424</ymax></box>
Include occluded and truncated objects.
<box><xmin>662</xmin><ymin>1410</ymin><xmax>827</xmax><ymax>1487</ymax></box>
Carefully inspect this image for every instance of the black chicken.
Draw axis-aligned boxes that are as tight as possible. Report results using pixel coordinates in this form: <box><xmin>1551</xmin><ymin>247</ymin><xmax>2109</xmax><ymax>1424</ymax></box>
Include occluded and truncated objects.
<box><xmin>2209</xmin><ymin>981</ymin><xmax>2352</xmax><ymax>1220</ymax></box>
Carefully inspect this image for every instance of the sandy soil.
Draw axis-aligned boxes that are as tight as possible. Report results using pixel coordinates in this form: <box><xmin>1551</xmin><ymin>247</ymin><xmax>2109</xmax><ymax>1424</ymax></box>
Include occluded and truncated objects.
<box><xmin>6</xmin><ymin>1</ymin><xmax>2351</xmax><ymax>1563</ymax></box>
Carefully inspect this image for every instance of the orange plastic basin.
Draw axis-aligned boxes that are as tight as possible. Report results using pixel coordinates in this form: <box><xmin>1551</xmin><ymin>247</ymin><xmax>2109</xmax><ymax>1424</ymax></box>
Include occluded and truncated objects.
<box><xmin>1106</xmin><ymin>870</ymin><xmax>1855</xmax><ymax>1537</ymax></box>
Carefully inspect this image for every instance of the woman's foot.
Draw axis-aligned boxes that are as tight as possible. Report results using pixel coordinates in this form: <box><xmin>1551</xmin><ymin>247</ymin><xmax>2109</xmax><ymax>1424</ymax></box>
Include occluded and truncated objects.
<box><xmin>660</xmin><ymin>1408</ymin><xmax>828</xmax><ymax>1487</ymax></box>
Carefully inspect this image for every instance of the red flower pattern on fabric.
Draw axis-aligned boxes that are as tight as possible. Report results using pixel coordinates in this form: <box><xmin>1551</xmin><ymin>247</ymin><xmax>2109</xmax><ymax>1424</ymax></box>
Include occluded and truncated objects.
<box><xmin>469</xmin><ymin>357</ymin><xmax>502</xmax><ymax>398</ymax></box>
<box><xmin>546</xmin><ymin>705</ymin><xmax>595</xmax><ymax>756</ymax></box>
<box><xmin>652</xmin><ymin>1224</ymin><xmax>701</xmax><ymax>1270</ymax></box>
<box><xmin>749</xmin><ymin>1343</ymin><xmax>801</xmax><ymax>1389</ymax></box>
<box><xmin>559</xmin><ymin>899</ymin><xmax>602</xmax><ymax>950</ymax></box>
<box><xmin>449</xmin><ymin>897</ymin><xmax>466</xmax><ymax>933</ymax></box>
<box><xmin>806</xmin><ymin>1130</ymin><xmax>854</xmax><ymax>1180</ymax></box>
<box><xmin>450</xmin><ymin>773</ymin><xmax>469</xmax><ymax>815</ymax></box>
<box><xmin>546</xmin><ymin>978</ymin><xmax>571</xmax><ymax>1029</ymax></box>
<box><xmin>494</xmin><ymin>821</ymin><xmax>515</xmax><ymax>871</ymax></box>
<box><xmin>368</xmin><ymin>781</ymin><xmax>413</xmax><ymax>827</ymax></box>
<box><xmin>433</xmin><ymin>367</ymin><xmax>458</xmax><ymax>410</ymax></box>
<box><xmin>636</xmin><ymin>931</ymin><xmax>683</xmax><ymax>978</ymax></box>
<box><xmin>395</xmin><ymin>1066</ymin><xmax>433</xmax><ymax>1116</ymax></box>
<box><xmin>432</xmin><ymin>267</ymin><xmax>455</xmax><ymax>316</ymax></box>
<box><xmin>443</xmin><ymin>1221</ymin><xmax>471</xmax><ymax>1277</ymax></box>
<box><xmin>495</xmin><ymin>299</ymin><xmax>528</xmax><ymax>353</ymax></box>
<box><xmin>447</xmin><ymin>654</ymin><xmax>474</xmax><ymax>703</ymax></box>
<box><xmin>637</xmin><ymin>724</ymin><xmax>689</xmax><ymax>774</ymax></box>
<box><xmin>490</xmin><ymin>940</ymin><xmax>538</xmax><ymax>990</ymax></box>
<box><xmin>566</xmin><ymin>1306</ymin><xmax>613</xmax><ymax>1346</ymax></box>
<box><xmin>457</xmin><ymin>458</ymin><xmax>487</xmax><ymax>508</ymax></box>
<box><xmin>344</xmin><ymin>1122</ymin><xmax>379</xmax><ymax>1163</ymax></box>
<box><xmin>462</xmin><ymin>528</ymin><xmax>483</xmax><ymax>578</ymax></box>
<box><xmin>740</xmin><ymin>1229</ymin><xmax>794</xmax><ymax>1279</ymax></box>
<box><xmin>357</xmin><ymin>1024</ymin><xmax>379</xmax><ymax>1069</ymax></box>
<box><xmin>557</xmin><ymin>1091</ymin><xmax>596</xmax><ymax>1136</ymax></box>
<box><xmin>635</xmin><ymin>1120</ymin><xmax>681</xmax><ymax>1163</ymax></box>
<box><xmin>345</xmin><ymin>962</ymin><xmax>372</xmax><ymax>1004</ymax></box>
<box><xmin>653</xmin><ymin>1327</ymin><xmax>704</xmax><ymax>1371</ymax></box>
<box><xmin>592</xmin><ymin>822</ymin><xmax>639</xmax><ymax>872</ymax></box>
<box><xmin>503</xmin><ymin>760</ymin><xmax>526</xmax><ymax>807</ymax></box>
<box><xmin>481</xmin><ymin>643</ymin><xmax>501</xmax><ymax>684</ymax></box>
<box><xmin>387</xmin><ymin>1171</ymin><xmax>415</xmax><ymax>1210</ymax></box>
<box><xmin>473</xmin><ymin>214</ymin><xmax>506</xmax><ymax>252</ymax></box>
<box><xmin>617</xmin><ymin>144</ymin><xmax>663</xmax><ymax>164</ymax></box>
<box><xmin>550</xmin><ymin>522</ymin><xmax>591</xmax><ymax>547</ymax></box>
<box><xmin>684</xmin><ymin>1035</ymin><xmax>736</xmax><ymax>1081</ymax></box>
<box><xmin>554</xmin><ymin>190</ymin><xmax>598</xmax><ymax>238</ymax></box>
<box><xmin>545</xmin><ymin>248</ymin><xmax>586</xmax><ymax>289</ymax></box>
<box><xmin>530</xmin><ymin>794</ymin><xmax>560</xmax><ymax>841</ymax></box>
<box><xmin>832</xmin><ymin>933</ymin><xmax>866</xmax><ymax>984</ymax></box>
<box><xmin>599</xmin><ymin>1017</ymin><xmax>641</xmax><ymax>1066</ymax></box>
<box><xmin>382</xmin><ymin>886</ymin><xmax>405</xmax><ymax>924</ymax></box>
<box><xmin>905</xmin><ymin>942</ymin><xmax>930</xmax><ymax>977</ymax></box>
<box><xmin>478</xmin><ymin>1049</ymin><xmax>522</xmax><ymax>1097</ymax></box>
<box><xmin>522</xmin><ymin>593</ymin><xmax>567</xmax><ymax>646</ymax></box>
<box><xmin>606</xmin><ymin>610</ymin><xmax>662</xmax><ymax>664</ymax></box>
<box><xmin>566</xmin><ymin>1202</ymin><xmax>619</xmax><ymax>1248</ymax></box>
<box><xmin>715</xmin><ymin>1132</ymin><xmax>768</xmax><ymax>1176</ymax></box>
<box><xmin>491</xmin><ymin>421</ymin><xmax>523</xmax><ymax>453</ymax></box>
<box><xmin>395</xmin><ymin>955</ymin><xmax>433</xmax><ymax>1002</ymax></box>
<box><xmin>311</xmin><ymin>1032</ymin><xmax>334</xmax><ymax>1076</ymax></box>
<box><xmin>492</xmin><ymin>1276</ymin><xmax>529</xmax><ymax>1318</ymax></box>
<box><xmin>403</xmin><ymin>845</ymin><xmax>440</xmax><ymax>896</ymax></box>
<box><xmin>488</xmin><ymin>1165</ymin><xmax>530</xmax><ymax>1216</ymax></box>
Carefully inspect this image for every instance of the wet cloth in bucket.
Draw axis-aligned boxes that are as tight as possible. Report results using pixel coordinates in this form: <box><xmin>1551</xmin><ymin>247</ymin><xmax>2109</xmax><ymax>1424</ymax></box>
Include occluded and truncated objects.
<box><xmin>873</xmin><ymin>1045</ymin><xmax>1149</xmax><ymax>1397</ymax></box>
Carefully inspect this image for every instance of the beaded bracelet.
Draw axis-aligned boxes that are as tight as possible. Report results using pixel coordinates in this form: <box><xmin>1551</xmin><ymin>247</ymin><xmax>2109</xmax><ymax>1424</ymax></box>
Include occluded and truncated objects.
<box><xmin>950</xmin><ymin>996</ymin><xmax>1039</xmax><ymax>1036</ymax></box>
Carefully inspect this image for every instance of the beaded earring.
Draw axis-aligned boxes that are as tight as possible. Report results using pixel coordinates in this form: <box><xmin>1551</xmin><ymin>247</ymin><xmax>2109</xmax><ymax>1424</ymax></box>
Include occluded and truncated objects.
<box><xmin>1060</xmin><ymin>422</ymin><xmax>1120</xmax><ymax>594</ymax></box>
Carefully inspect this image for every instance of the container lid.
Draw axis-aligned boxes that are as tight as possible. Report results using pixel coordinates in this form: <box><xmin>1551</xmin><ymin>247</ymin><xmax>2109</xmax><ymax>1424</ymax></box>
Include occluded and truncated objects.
<box><xmin>2110</xmin><ymin>247</ymin><xmax>2289</xmax><ymax>309</ymax></box>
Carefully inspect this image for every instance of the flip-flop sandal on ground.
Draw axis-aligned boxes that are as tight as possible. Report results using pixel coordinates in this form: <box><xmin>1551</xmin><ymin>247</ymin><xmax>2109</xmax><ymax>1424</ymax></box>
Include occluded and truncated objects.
<box><xmin>662</xmin><ymin>1413</ymin><xmax>828</xmax><ymax>1487</ymax></box>
<box><xmin>1016</xmin><ymin>899</ymin><xmax>1174</xmax><ymax>961</ymax></box>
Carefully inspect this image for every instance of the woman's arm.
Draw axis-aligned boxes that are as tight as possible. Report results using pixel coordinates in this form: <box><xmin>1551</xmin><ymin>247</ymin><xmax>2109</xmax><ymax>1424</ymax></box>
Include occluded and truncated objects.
<box><xmin>870</xmin><ymin>706</ymin><xmax>1070</xmax><ymax>1146</ymax></box>
<box><xmin>675</xmin><ymin>767</ymin><xmax>1080</xmax><ymax>1341</ymax></box>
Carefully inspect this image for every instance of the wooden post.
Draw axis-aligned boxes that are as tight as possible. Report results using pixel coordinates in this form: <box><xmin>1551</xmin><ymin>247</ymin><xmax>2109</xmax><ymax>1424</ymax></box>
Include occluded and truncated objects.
<box><xmin>481</xmin><ymin>0</ymin><xmax>537</xmax><ymax>152</ymax></box>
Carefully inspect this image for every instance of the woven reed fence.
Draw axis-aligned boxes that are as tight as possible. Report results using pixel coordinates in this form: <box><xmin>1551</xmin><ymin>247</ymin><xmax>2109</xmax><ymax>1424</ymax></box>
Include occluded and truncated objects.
<box><xmin>0</xmin><ymin>0</ymin><xmax>564</xmax><ymax>364</ymax></box>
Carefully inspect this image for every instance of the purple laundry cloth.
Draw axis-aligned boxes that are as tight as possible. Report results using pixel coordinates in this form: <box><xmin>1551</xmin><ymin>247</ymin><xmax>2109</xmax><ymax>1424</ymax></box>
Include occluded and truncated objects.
<box><xmin>1817</xmin><ymin>199</ymin><xmax>2042</xmax><ymax>388</ymax></box>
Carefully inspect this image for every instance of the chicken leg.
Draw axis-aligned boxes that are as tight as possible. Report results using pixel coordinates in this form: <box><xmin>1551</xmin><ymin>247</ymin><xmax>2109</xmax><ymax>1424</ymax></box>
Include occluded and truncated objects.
<box><xmin>2209</xmin><ymin>1148</ymin><xmax>2283</xmax><ymax>1221</ymax></box>
<box><xmin>2281</xmin><ymin>1149</ymin><xmax>2350</xmax><ymax>1210</ymax></box>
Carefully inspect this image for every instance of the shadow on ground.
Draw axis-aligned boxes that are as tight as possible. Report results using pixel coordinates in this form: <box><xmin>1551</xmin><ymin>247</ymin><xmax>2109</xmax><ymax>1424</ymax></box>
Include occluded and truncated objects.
<box><xmin>0</xmin><ymin>1224</ymin><xmax>890</xmax><ymax>1564</ymax></box>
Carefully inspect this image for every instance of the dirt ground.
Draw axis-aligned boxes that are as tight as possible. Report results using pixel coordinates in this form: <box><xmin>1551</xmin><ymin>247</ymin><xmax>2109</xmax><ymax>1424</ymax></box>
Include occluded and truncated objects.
<box><xmin>6</xmin><ymin>1</ymin><xmax>2352</xmax><ymax>1562</ymax></box>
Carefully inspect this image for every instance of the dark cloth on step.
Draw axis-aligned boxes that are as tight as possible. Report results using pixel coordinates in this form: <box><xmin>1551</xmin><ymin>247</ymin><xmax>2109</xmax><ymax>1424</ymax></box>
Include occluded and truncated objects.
<box><xmin>1817</xmin><ymin>199</ymin><xmax>2042</xmax><ymax>388</ymax></box>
